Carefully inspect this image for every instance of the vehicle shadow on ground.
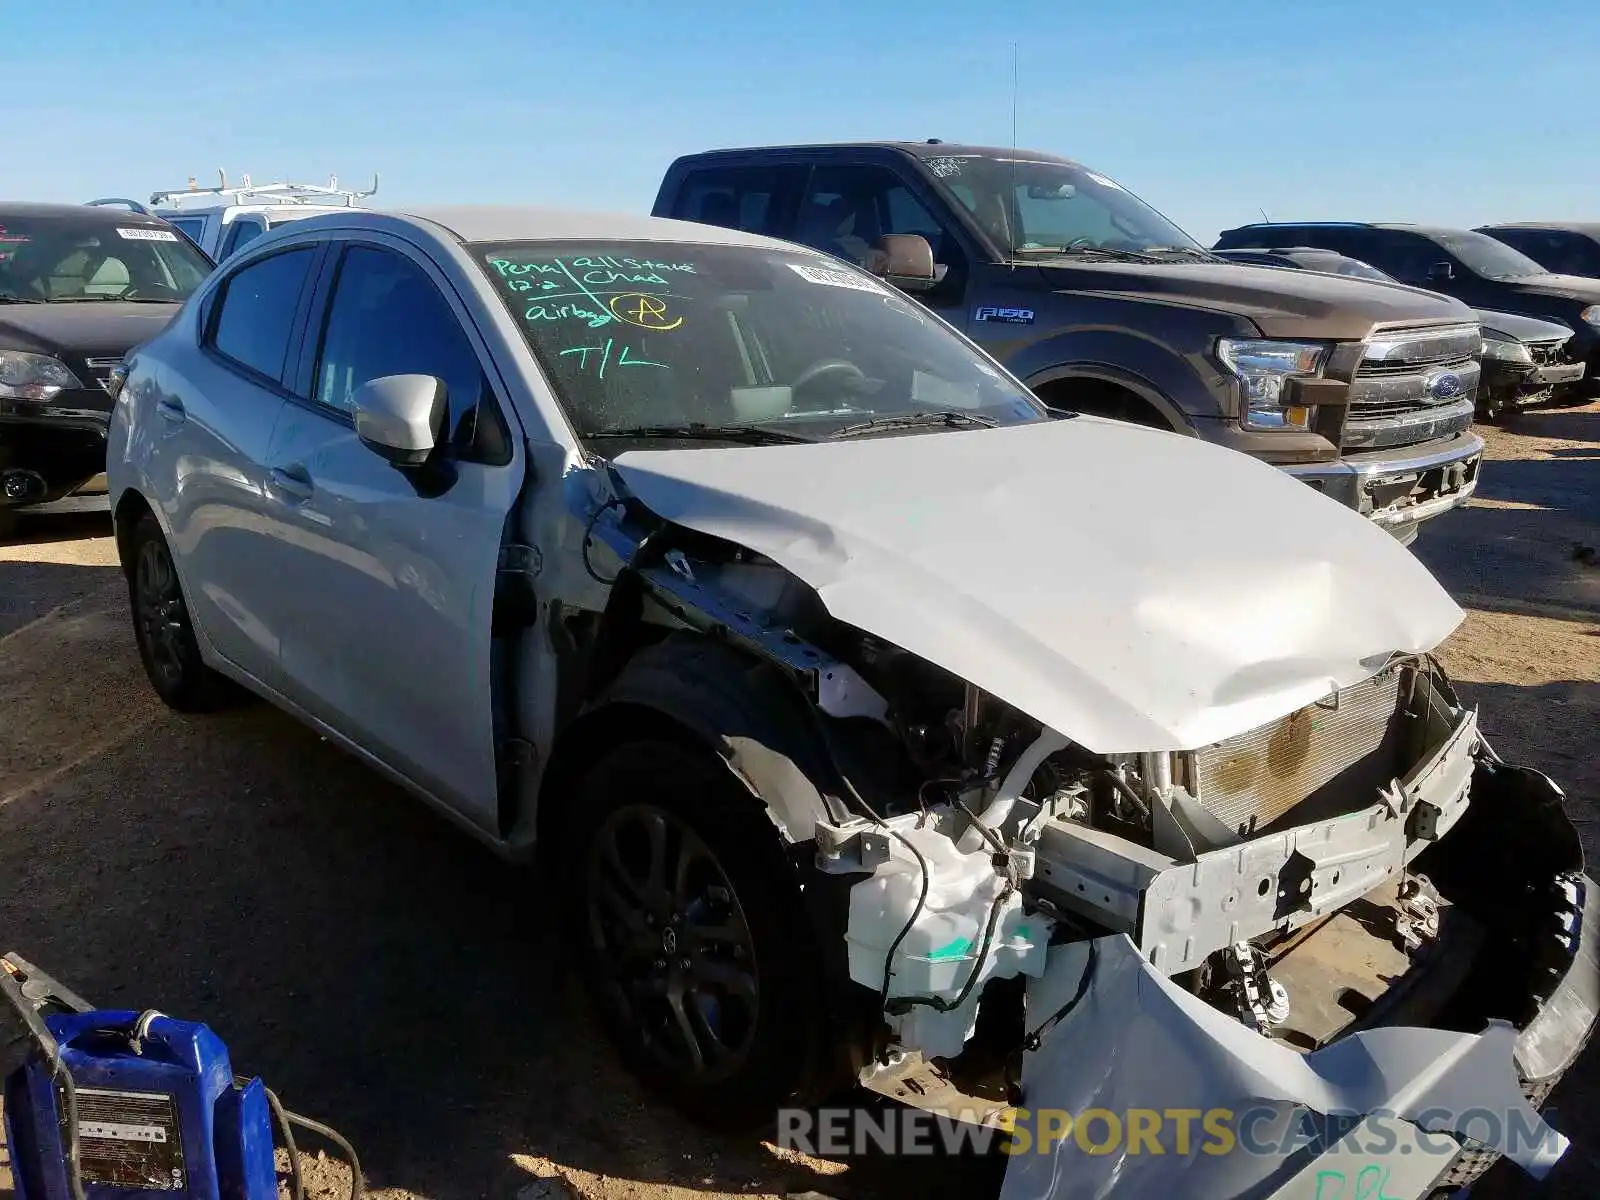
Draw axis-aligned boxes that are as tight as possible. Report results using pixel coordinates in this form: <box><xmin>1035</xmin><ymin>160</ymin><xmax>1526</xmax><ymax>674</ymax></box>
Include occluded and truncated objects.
<box><xmin>1499</xmin><ymin>406</ymin><xmax>1597</xmax><ymax>443</ymax></box>
<box><xmin>0</xmin><ymin>510</ymin><xmax>113</xmax><ymax>550</ymax></box>
<box><xmin>0</xmin><ymin>697</ymin><xmax>997</xmax><ymax>1200</ymax></box>
<box><xmin>1415</xmin><ymin>455</ymin><xmax>1599</xmax><ymax>626</ymax></box>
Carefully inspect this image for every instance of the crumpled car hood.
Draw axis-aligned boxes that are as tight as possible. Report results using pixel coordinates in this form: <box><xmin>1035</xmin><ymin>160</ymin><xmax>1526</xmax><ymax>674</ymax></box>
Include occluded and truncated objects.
<box><xmin>611</xmin><ymin>418</ymin><xmax>1463</xmax><ymax>753</ymax></box>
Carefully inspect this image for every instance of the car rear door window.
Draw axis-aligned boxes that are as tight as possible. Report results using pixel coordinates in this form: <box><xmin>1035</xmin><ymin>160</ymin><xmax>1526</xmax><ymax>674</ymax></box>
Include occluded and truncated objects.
<box><xmin>671</xmin><ymin>167</ymin><xmax>780</xmax><ymax>235</ymax></box>
<box><xmin>208</xmin><ymin>248</ymin><xmax>316</xmax><ymax>384</ymax></box>
<box><xmin>311</xmin><ymin>244</ymin><xmax>508</xmax><ymax>463</ymax></box>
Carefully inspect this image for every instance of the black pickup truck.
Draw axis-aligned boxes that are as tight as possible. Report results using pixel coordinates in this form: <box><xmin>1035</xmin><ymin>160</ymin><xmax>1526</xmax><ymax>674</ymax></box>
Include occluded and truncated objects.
<box><xmin>653</xmin><ymin>143</ymin><xmax>1488</xmax><ymax>543</ymax></box>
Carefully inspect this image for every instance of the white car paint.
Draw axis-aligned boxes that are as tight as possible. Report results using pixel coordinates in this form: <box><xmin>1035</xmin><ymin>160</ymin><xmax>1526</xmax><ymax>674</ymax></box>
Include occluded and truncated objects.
<box><xmin>613</xmin><ymin>415</ymin><xmax>1464</xmax><ymax>754</ymax></box>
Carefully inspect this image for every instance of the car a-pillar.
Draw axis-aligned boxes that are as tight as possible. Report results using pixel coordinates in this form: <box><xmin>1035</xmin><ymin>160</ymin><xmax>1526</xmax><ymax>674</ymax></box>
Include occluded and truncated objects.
<box><xmin>531</xmin><ymin>630</ymin><xmax>879</xmax><ymax>1128</ymax></box>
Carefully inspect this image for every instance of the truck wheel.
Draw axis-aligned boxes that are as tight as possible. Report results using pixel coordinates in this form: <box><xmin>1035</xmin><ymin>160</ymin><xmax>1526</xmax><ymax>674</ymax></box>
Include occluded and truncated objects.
<box><xmin>127</xmin><ymin>513</ymin><xmax>241</xmax><ymax>712</ymax></box>
<box><xmin>568</xmin><ymin>739</ymin><xmax>826</xmax><ymax>1130</ymax></box>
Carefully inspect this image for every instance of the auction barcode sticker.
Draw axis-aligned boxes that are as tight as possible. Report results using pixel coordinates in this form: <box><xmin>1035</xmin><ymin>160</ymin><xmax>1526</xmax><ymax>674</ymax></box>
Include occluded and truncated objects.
<box><xmin>787</xmin><ymin>262</ymin><xmax>885</xmax><ymax>294</ymax></box>
<box><xmin>117</xmin><ymin>227</ymin><xmax>179</xmax><ymax>242</ymax></box>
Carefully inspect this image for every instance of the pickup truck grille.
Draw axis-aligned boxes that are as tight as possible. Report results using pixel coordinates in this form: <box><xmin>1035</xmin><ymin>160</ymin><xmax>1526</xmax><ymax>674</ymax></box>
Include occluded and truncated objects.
<box><xmin>1191</xmin><ymin>669</ymin><xmax>1405</xmax><ymax>836</ymax></box>
<box><xmin>1354</xmin><ymin>351</ymin><xmax>1476</xmax><ymax>380</ymax></box>
<box><xmin>1343</xmin><ymin>324</ymin><xmax>1482</xmax><ymax>451</ymax></box>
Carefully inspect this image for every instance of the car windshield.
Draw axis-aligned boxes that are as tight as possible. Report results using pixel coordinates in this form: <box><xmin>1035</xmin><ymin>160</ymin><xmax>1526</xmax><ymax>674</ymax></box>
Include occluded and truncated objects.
<box><xmin>1327</xmin><ymin>256</ymin><xmax>1396</xmax><ymax>283</ymax></box>
<box><xmin>0</xmin><ymin>214</ymin><xmax>213</xmax><ymax>302</ymax></box>
<box><xmin>1430</xmin><ymin>230</ymin><xmax>1548</xmax><ymax>281</ymax></box>
<box><xmin>923</xmin><ymin>154</ymin><xmax>1204</xmax><ymax>257</ymax></box>
<box><xmin>471</xmin><ymin>240</ymin><xmax>1049</xmax><ymax>444</ymax></box>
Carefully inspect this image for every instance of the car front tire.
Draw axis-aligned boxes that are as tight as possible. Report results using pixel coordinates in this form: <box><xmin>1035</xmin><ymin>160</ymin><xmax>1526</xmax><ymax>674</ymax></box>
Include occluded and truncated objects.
<box><xmin>127</xmin><ymin>512</ymin><xmax>242</xmax><ymax>713</ymax></box>
<box><xmin>567</xmin><ymin>739</ymin><xmax>829</xmax><ymax>1131</ymax></box>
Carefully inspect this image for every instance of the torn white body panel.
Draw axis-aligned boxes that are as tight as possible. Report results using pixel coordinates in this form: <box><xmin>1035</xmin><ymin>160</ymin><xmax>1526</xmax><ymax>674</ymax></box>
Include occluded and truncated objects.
<box><xmin>999</xmin><ymin>936</ymin><xmax>1566</xmax><ymax>1200</ymax></box>
<box><xmin>611</xmin><ymin>417</ymin><xmax>1463</xmax><ymax>754</ymax></box>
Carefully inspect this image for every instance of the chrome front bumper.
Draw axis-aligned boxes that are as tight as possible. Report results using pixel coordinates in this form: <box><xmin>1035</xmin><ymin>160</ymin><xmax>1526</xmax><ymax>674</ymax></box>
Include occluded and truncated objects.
<box><xmin>1285</xmin><ymin>432</ymin><xmax>1483</xmax><ymax>542</ymax></box>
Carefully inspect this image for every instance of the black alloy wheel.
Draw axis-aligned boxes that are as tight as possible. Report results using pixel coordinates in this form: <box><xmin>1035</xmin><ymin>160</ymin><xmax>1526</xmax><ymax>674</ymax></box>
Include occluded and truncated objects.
<box><xmin>127</xmin><ymin>512</ymin><xmax>239</xmax><ymax>712</ymax></box>
<box><xmin>568</xmin><ymin>739</ymin><xmax>828</xmax><ymax>1129</ymax></box>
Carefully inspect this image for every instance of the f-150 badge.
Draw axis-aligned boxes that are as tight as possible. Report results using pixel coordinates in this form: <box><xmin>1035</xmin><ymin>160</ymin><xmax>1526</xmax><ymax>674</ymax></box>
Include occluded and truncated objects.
<box><xmin>974</xmin><ymin>306</ymin><xmax>1035</xmax><ymax>324</ymax></box>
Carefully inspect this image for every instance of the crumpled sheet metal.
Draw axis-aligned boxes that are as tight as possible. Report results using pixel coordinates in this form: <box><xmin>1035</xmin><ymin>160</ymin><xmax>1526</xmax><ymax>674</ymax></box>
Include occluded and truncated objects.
<box><xmin>612</xmin><ymin>418</ymin><xmax>1463</xmax><ymax>756</ymax></box>
<box><xmin>999</xmin><ymin>936</ymin><xmax>1566</xmax><ymax>1200</ymax></box>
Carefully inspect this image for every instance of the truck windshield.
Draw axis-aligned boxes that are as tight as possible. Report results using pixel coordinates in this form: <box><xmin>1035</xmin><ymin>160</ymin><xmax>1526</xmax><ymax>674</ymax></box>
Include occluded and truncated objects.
<box><xmin>0</xmin><ymin>215</ymin><xmax>213</xmax><ymax>302</ymax></box>
<box><xmin>924</xmin><ymin>155</ymin><xmax>1204</xmax><ymax>258</ymax></box>
<box><xmin>472</xmin><ymin>240</ymin><xmax>1048</xmax><ymax>443</ymax></box>
<box><xmin>1428</xmin><ymin>231</ymin><xmax>1549</xmax><ymax>282</ymax></box>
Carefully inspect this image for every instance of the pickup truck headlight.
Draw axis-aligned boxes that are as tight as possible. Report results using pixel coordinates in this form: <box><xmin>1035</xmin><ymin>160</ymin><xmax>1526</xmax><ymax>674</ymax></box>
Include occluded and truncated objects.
<box><xmin>0</xmin><ymin>350</ymin><xmax>84</xmax><ymax>401</ymax></box>
<box><xmin>1217</xmin><ymin>338</ymin><xmax>1327</xmax><ymax>431</ymax></box>
<box><xmin>1482</xmin><ymin>337</ymin><xmax>1533</xmax><ymax>364</ymax></box>
<box><xmin>1581</xmin><ymin>305</ymin><xmax>1600</xmax><ymax>327</ymax></box>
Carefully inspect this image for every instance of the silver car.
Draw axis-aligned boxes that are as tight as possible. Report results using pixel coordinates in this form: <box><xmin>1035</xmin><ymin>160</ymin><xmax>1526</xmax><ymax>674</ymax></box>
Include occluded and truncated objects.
<box><xmin>106</xmin><ymin>207</ymin><xmax>1593</xmax><ymax>1198</ymax></box>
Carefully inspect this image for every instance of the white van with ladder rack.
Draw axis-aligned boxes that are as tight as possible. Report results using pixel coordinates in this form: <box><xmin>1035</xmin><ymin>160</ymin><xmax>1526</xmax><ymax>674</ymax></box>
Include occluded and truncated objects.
<box><xmin>87</xmin><ymin>171</ymin><xmax>378</xmax><ymax>261</ymax></box>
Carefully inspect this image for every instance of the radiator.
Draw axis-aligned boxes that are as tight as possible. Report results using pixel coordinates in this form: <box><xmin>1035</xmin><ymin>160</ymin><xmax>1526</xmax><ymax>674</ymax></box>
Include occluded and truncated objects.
<box><xmin>1192</xmin><ymin>669</ymin><xmax>1405</xmax><ymax>835</ymax></box>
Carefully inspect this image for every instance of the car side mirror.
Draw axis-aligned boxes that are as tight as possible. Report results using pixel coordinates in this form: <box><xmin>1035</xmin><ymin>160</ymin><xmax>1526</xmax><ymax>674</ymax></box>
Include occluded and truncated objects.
<box><xmin>867</xmin><ymin>234</ymin><xmax>948</xmax><ymax>294</ymax></box>
<box><xmin>1427</xmin><ymin>261</ymin><xmax>1455</xmax><ymax>282</ymax></box>
<box><xmin>353</xmin><ymin>374</ymin><xmax>446</xmax><ymax>468</ymax></box>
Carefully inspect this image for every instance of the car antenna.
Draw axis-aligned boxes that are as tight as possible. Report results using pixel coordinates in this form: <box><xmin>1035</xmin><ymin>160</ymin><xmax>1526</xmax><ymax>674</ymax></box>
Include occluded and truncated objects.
<box><xmin>1008</xmin><ymin>41</ymin><xmax>1019</xmax><ymax>268</ymax></box>
<box><xmin>1259</xmin><ymin>207</ymin><xmax>1272</xmax><ymax>223</ymax></box>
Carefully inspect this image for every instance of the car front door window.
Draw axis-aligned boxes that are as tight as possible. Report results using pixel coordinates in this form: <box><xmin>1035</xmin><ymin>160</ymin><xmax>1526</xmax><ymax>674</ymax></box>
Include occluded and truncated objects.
<box><xmin>312</xmin><ymin>245</ymin><xmax>506</xmax><ymax>462</ymax></box>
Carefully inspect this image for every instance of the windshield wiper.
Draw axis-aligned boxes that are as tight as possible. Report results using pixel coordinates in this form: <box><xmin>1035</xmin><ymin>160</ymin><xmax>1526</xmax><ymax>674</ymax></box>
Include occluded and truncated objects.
<box><xmin>827</xmin><ymin>410</ymin><xmax>999</xmax><ymax>439</ymax></box>
<box><xmin>1018</xmin><ymin>245</ymin><xmax>1162</xmax><ymax>264</ymax></box>
<box><xmin>584</xmin><ymin>423</ymin><xmax>815</xmax><ymax>446</ymax></box>
<box><xmin>1141</xmin><ymin>246</ymin><xmax>1224</xmax><ymax>263</ymax></box>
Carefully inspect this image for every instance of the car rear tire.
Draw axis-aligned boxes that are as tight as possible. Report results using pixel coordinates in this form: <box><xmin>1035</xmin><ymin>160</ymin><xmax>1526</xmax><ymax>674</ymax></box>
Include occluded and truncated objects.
<box><xmin>127</xmin><ymin>512</ymin><xmax>242</xmax><ymax>713</ymax></box>
<box><xmin>567</xmin><ymin>739</ymin><xmax>827</xmax><ymax>1131</ymax></box>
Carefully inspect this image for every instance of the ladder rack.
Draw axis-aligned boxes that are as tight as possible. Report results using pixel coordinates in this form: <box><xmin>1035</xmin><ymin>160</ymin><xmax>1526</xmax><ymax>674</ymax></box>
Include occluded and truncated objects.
<box><xmin>149</xmin><ymin>170</ymin><xmax>379</xmax><ymax>210</ymax></box>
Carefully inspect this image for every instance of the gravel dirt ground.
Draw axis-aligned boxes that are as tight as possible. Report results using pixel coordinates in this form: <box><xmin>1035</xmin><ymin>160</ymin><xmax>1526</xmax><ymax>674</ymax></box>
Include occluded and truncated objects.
<box><xmin>0</xmin><ymin>401</ymin><xmax>1595</xmax><ymax>1200</ymax></box>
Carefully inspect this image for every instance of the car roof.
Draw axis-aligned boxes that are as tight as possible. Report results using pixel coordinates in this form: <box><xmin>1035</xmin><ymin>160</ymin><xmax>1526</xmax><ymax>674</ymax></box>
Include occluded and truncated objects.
<box><xmin>1221</xmin><ymin>221</ymin><xmax>1477</xmax><ymax>236</ymax></box>
<box><xmin>1477</xmin><ymin>221</ymin><xmax>1600</xmax><ymax>235</ymax></box>
<box><xmin>368</xmin><ymin>204</ymin><xmax>800</xmax><ymax>251</ymax></box>
<box><xmin>674</xmin><ymin>141</ymin><xmax>1081</xmax><ymax>167</ymax></box>
<box><xmin>0</xmin><ymin>201</ymin><xmax>176</xmax><ymax>228</ymax></box>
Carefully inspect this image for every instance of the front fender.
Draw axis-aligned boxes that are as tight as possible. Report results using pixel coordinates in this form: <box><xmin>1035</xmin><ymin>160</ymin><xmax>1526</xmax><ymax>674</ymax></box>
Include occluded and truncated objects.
<box><xmin>1009</xmin><ymin>327</ymin><xmax>1231</xmax><ymax>427</ymax></box>
<box><xmin>591</xmin><ymin>634</ymin><xmax>845</xmax><ymax>845</ymax></box>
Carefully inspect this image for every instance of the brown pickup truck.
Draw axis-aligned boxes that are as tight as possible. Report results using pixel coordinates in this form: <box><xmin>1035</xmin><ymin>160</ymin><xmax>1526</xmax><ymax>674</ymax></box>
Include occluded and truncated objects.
<box><xmin>655</xmin><ymin>141</ymin><xmax>1487</xmax><ymax>543</ymax></box>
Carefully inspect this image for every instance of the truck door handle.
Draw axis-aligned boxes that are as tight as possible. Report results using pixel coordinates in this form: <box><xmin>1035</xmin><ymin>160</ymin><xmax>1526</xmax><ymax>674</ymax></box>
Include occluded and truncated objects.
<box><xmin>156</xmin><ymin>397</ymin><xmax>185</xmax><ymax>423</ymax></box>
<box><xmin>269</xmin><ymin>464</ymin><xmax>314</xmax><ymax>501</ymax></box>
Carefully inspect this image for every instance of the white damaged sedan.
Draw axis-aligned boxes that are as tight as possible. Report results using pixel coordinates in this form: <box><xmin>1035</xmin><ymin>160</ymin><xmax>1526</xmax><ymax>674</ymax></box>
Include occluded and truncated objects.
<box><xmin>106</xmin><ymin>207</ymin><xmax>1596</xmax><ymax>1198</ymax></box>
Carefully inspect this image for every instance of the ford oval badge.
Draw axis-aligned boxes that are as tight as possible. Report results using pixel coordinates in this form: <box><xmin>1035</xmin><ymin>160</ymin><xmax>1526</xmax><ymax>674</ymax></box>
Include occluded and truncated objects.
<box><xmin>1424</xmin><ymin>370</ymin><xmax>1466</xmax><ymax>403</ymax></box>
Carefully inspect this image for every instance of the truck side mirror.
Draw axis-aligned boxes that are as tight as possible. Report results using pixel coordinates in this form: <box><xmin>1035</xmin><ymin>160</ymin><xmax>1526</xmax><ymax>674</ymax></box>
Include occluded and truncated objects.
<box><xmin>868</xmin><ymin>234</ymin><xmax>947</xmax><ymax>294</ymax></box>
<box><xmin>1427</xmin><ymin>261</ymin><xmax>1455</xmax><ymax>282</ymax></box>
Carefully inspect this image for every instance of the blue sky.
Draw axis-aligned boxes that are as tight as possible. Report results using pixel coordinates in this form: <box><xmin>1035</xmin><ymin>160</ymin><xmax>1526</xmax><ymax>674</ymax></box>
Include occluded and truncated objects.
<box><xmin>6</xmin><ymin>1</ymin><xmax>1595</xmax><ymax>244</ymax></box>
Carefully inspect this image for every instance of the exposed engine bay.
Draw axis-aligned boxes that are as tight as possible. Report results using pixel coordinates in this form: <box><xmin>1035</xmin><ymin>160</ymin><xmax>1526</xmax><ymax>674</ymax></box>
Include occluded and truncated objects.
<box><xmin>571</xmin><ymin>467</ymin><xmax>1593</xmax><ymax>1193</ymax></box>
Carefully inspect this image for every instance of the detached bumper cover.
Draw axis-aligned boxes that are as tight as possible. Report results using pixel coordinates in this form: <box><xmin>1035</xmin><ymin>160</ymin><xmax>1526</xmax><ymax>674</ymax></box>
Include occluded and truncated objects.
<box><xmin>999</xmin><ymin>765</ymin><xmax>1596</xmax><ymax>1200</ymax></box>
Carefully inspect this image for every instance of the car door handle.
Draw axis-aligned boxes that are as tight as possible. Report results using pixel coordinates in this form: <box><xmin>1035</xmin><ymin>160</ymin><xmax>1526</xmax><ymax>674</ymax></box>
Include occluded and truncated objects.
<box><xmin>156</xmin><ymin>396</ymin><xmax>186</xmax><ymax>423</ymax></box>
<box><xmin>269</xmin><ymin>464</ymin><xmax>314</xmax><ymax>501</ymax></box>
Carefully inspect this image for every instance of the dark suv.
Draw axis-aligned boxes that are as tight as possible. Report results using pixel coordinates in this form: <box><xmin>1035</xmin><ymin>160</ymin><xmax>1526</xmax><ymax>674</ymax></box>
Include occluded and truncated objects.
<box><xmin>656</xmin><ymin>143</ymin><xmax>1487</xmax><ymax>544</ymax></box>
<box><xmin>0</xmin><ymin>202</ymin><xmax>214</xmax><ymax>538</ymax></box>
<box><xmin>1215</xmin><ymin>221</ymin><xmax>1600</xmax><ymax>390</ymax></box>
